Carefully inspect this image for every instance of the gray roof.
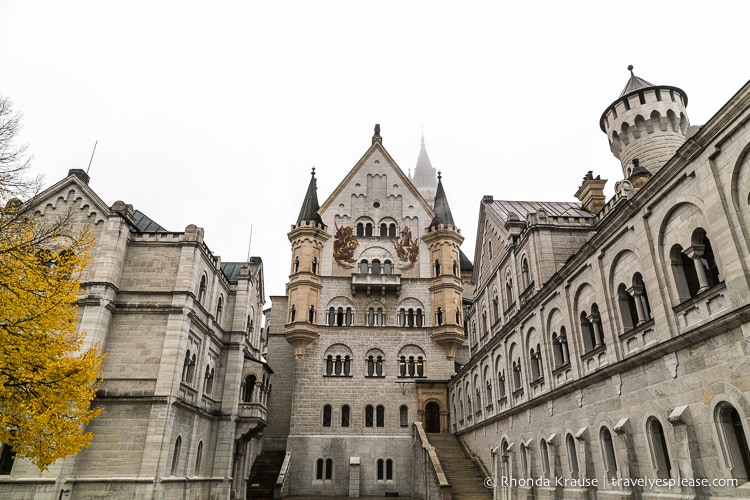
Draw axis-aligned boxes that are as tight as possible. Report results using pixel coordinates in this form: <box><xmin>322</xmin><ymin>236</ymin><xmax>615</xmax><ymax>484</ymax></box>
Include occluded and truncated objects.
<box><xmin>620</xmin><ymin>72</ymin><xmax>654</xmax><ymax>97</ymax></box>
<box><xmin>485</xmin><ymin>200</ymin><xmax>594</xmax><ymax>224</ymax></box>
<box><xmin>221</xmin><ymin>258</ymin><xmax>262</xmax><ymax>282</ymax></box>
<box><xmin>429</xmin><ymin>174</ymin><xmax>456</xmax><ymax>228</ymax></box>
<box><xmin>296</xmin><ymin>169</ymin><xmax>324</xmax><ymax>225</ymax></box>
<box><xmin>133</xmin><ymin>210</ymin><xmax>170</xmax><ymax>232</ymax></box>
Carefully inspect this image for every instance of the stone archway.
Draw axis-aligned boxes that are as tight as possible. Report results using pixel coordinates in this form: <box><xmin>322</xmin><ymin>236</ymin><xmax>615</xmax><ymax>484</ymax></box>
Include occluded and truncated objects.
<box><xmin>425</xmin><ymin>401</ymin><xmax>441</xmax><ymax>433</ymax></box>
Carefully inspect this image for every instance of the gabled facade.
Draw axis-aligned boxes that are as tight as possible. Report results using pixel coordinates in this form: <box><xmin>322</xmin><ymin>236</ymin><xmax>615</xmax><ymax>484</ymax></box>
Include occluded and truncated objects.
<box><xmin>453</xmin><ymin>72</ymin><xmax>750</xmax><ymax>499</ymax></box>
<box><xmin>266</xmin><ymin>127</ymin><xmax>466</xmax><ymax>497</ymax></box>
<box><xmin>0</xmin><ymin>170</ymin><xmax>269</xmax><ymax>499</ymax></box>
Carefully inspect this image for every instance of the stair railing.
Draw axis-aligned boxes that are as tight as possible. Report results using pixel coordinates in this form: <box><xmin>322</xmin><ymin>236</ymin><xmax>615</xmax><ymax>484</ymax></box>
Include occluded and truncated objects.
<box><xmin>272</xmin><ymin>451</ymin><xmax>292</xmax><ymax>499</ymax></box>
<box><xmin>412</xmin><ymin>422</ymin><xmax>452</xmax><ymax>500</ymax></box>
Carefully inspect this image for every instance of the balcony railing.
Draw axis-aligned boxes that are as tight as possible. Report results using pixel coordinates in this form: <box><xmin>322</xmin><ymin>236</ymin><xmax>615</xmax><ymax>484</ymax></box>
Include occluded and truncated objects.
<box><xmin>351</xmin><ymin>273</ymin><xmax>401</xmax><ymax>295</ymax></box>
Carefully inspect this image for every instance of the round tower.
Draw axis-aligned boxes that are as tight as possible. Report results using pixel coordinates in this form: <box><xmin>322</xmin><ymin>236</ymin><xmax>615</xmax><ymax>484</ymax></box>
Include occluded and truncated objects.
<box><xmin>600</xmin><ymin>66</ymin><xmax>689</xmax><ymax>178</ymax></box>
<box><xmin>285</xmin><ymin>168</ymin><xmax>330</xmax><ymax>359</ymax></box>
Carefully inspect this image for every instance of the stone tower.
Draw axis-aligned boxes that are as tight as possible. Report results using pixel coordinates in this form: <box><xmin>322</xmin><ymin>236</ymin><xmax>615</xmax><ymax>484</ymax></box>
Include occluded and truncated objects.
<box><xmin>285</xmin><ymin>168</ymin><xmax>330</xmax><ymax>359</ymax></box>
<box><xmin>422</xmin><ymin>172</ymin><xmax>465</xmax><ymax>360</ymax></box>
<box><xmin>600</xmin><ymin>65</ymin><xmax>690</xmax><ymax>178</ymax></box>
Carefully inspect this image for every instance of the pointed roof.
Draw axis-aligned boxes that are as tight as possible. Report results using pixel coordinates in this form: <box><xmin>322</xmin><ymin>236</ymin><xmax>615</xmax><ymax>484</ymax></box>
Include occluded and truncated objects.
<box><xmin>318</xmin><ymin>126</ymin><xmax>434</xmax><ymax>216</ymax></box>
<box><xmin>429</xmin><ymin>172</ymin><xmax>456</xmax><ymax>229</ymax></box>
<box><xmin>412</xmin><ymin>133</ymin><xmax>437</xmax><ymax>190</ymax></box>
<box><xmin>600</xmin><ymin>65</ymin><xmax>688</xmax><ymax>132</ymax></box>
<box><xmin>620</xmin><ymin>64</ymin><xmax>654</xmax><ymax>96</ymax></box>
<box><xmin>296</xmin><ymin>168</ymin><xmax>324</xmax><ymax>225</ymax></box>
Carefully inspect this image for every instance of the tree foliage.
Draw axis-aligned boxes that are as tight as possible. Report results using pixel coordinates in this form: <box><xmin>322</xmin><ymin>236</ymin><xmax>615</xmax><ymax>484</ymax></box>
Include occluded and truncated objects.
<box><xmin>0</xmin><ymin>96</ymin><xmax>104</xmax><ymax>470</ymax></box>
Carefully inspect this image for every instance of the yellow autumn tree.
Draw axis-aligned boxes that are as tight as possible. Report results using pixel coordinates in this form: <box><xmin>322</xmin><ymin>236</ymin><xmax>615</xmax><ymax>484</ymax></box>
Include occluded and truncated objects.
<box><xmin>0</xmin><ymin>96</ymin><xmax>104</xmax><ymax>470</ymax></box>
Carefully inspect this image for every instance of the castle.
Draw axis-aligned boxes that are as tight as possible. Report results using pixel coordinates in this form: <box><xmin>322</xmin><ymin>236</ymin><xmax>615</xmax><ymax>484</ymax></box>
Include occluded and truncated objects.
<box><xmin>0</xmin><ymin>69</ymin><xmax>748</xmax><ymax>499</ymax></box>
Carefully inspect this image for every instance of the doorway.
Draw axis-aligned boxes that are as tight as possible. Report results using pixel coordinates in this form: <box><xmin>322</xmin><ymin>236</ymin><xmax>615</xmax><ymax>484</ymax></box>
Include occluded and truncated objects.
<box><xmin>425</xmin><ymin>402</ymin><xmax>441</xmax><ymax>433</ymax></box>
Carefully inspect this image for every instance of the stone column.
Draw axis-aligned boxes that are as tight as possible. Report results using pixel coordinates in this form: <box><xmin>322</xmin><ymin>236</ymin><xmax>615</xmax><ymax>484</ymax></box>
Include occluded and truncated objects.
<box><xmin>627</xmin><ymin>284</ymin><xmax>647</xmax><ymax>325</ymax></box>
<box><xmin>685</xmin><ymin>245</ymin><xmax>710</xmax><ymax>293</ymax></box>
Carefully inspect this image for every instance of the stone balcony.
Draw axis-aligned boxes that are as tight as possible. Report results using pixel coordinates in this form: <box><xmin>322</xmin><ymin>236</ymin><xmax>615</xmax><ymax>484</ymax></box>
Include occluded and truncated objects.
<box><xmin>351</xmin><ymin>272</ymin><xmax>401</xmax><ymax>296</ymax></box>
<box><xmin>238</xmin><ymin>402</ymin><xmax>268</xmax><ymax>421</ymax></box>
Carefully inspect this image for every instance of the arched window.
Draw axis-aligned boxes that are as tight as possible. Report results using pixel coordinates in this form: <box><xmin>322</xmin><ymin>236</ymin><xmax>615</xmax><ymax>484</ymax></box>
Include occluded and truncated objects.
<box><xmin>327</xmin><ymin>307</ymin><xmax>336</xmax><ymax>326</ymax></box>
<box><xmin>243</xmin><ymin>374</ymin><xmax>256</xmax><ymax>402</ymax></box>
<box><xmin>345</xmin><ymin>307</ymin><xmax>353</xmax><ymax>326</ymax></box>
<box><xmin>170</xmin><ymin>436</ymin><xmax>182</xmax><ymax>475</ymax></box>
<box><xmin>716</xmin><ymin>403</ymin><xmax>750</xmax><ymax>482</ymax></box>
<box><xmin>198</xmin><ymin>275</ymin><xmax>207</xmax><ymax>305</ymax></box>
<box><xmin>365</xmin><ymin>405</ymin><xmax>374</xmax><ymax>427</ymax></box>
<box><xmin>182</xmin><ymin>350</ymin><xmax>196</xmax><ymax>383</ymax></box>
<box><xmin>497</xmin><ymin>369</ymin><xmax>506</xmax><ymax>399</ymax></box>
<box><xmin>398</xmin><ymin>349</ymin><xmax>426</xmax><ymax>378</ymax></box>
<box><xmin>289</xmin><ymin>305</ymin><xmax>296</xmax><ymax>322</ymax></box>
<box><xmin>359</xmin><ymin>260</ymin><xmax>369</xmax><ymax>274</ymax></box>
<box><xmin>552</xmin><ymin>330</ymin><xmax>569</xmax><ymax>368</ymax></box>
<box><xmin>434</xmin><ymin>259</ymin><xmax>441</xmax><ymax>276</ymax></box>
<box><xmin>216</xmin><ymin>296</ymin><xmax>224</xmax><ymax>325</ymax></box>
<box><xmin>376</xmin><ymin>405</ymin><xmax>385</xmax><ymax>427</ymax></box>
<box><xmin>522</xmin><ymin>258</ymin><xmax>530</xmax><ymax>288</ymax></box>
<box><xmin>377</xmin><ymin>458</ymin><xmax>385</xmax><ymax>480</ymax></box>
<box><xmin>383</xmin><ymin>260</ymin><xmax>392</xmax><ymax>274</ymax></box>
<box><xmin>400</xmin><ymin>405</ymin><xmax>408</xmax><ymax>428</ymax></box>
<box><xmin>452</xmin><ymin>260</ymin><xmax>458</xmax><ymax>276</ymax></box>
<box><xmin>600</xmin><ymin>427</ymin><xmax>618</xmax><ymax>480</ymax></box>
<box><xmin>293</xmin><ymin>256</ymin><xmax>300</xmax><ymax>273</ymax></box>
<box><xmin>325</xmin><ymin>458</ymin><xmax>333</xmax><ymax>480</ymax></box>
<box><xmin>491</xmin><ymin>289</ymin><xmax>499</xmax><ymax>322</ymax></box>
<box><xmin>366</xmin><ymin>353</ymin><xmax>384</xmax><ymax>377</ymax></box>
<box><xmin>436</xmin><ymin>307</ymin><xmax>443</xmax><ymax>326</ymax></box>
<box><xmin>520</xmin><ymin>442</ymin><xmax>530</xmax><ymax>478</ymax></box>
<box><xmin>506</xmin><ymin>278</ymin><xmax>514</xmax><ymax>309</ymax></box>
<box><xmin>312</xmin><ymin>257</ymin><xmax>318</xmax><ymax>274</ymax></box>
<box><xmin>365</xmin><ymin>222</ymin><xmax>373</xmax><ymax>236</ymax></box>
<box><xmin>380</xmin><ymin>223</ymin><xmax>388</xmax><ymax>237</ymax></box>
<box><xmin>618</xmin><ymin>283</ymin><xmax>639</xmax><ymax>330</ymax></box>
<box><xmin>566</xmin><ymin>433</ymin><xmax>579</xmax><ymax>479</ymax></box>
<box><xmin>540</xmin><ymin>438</ymin><xmax>550</xmax><ymax>478</ymax></box>
<box><xmin>322</xmin><ymin>404</ymin><xmax>332</xmax><ymax>427</ymax></box>
<box><xmin>341</xmin><ymin>405</ymin><xmax>350</xmax><ymax>427</ymax></box>
<box><xmin>512</xmin><ymin>359</ymin><xmax>522</xmax><ymax>391</ymax></box>
<box><xmin>316</xmin><ymin>458</ymin><xmax>324</xmax><ymax>480</ymax></box>
<box><xmin>389</xmin><ymin>223</ymin><xmax>397</xmax><ymax>237</ymax></box>
<box><xmin>647</xmin><ymin>417</ymin><xmax>672</xmax><ymax>479</ymax></box>
<box><xmin>356</xmin><ymin>223</ymin><xmax>364</xmax><ymax>236</ymax></box>
<box><xmin>386</xmin><ymin>458</ymin><xmax>393</xmax><ymax>480</ymax></box>
<box><xmin>371</xmin><ymin>259</ymin><xmax>381</xmax><ymax>275</ymax></box>
<box><xmin>203</xmin><ymin>365</ymin><xmax>214</xmax><ymax>395</ymax></box>
<box><xmin>194</xmin><ymin>441</ymin><xmax>203</xmax><ymax>476</ymax></box>
<box><xmin>530</xmin><ymin>344</ymin><xmax>543</xmax><ymax>381</ymax></box>
<box><xmin>308</xmin><ymin>305</ymin><xmax>316</xmax><ymax>323</ymax></box>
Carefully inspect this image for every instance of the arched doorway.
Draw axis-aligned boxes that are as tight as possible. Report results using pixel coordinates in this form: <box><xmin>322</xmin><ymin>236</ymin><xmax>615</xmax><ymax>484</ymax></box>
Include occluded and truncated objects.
<box><xmin>425</xmin><ymin>402</ymin><xmax>441</xmax><ymax>433</ymax></box>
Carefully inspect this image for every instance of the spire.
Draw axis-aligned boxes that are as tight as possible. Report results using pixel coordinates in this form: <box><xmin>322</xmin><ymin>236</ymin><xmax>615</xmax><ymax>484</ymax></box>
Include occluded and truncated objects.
<box><xmin>412</xmin><ymin>133</ymin><xmax>437</xmax><ymax>190</ymax></box>
<box><xmin>429</xmin><ymin>171</ymin><xmax>456</xmax><ymax>229</ymax></box>
<box><xmin>620</xmin><ymin>64</ymin><xmax>655</xmax><ymax>97</ymax></box>
<box><xmin>296</xmin><ymin>167</ymin><xmax>324</xmax><ymax>225</ymax></box>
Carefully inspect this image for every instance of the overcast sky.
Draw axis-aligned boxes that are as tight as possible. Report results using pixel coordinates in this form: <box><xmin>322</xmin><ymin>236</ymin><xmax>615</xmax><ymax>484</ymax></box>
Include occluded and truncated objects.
<box><xmin>1</xmin><ymin>1</ymin><xmax>748</xmax><ymax>301</ymax></box>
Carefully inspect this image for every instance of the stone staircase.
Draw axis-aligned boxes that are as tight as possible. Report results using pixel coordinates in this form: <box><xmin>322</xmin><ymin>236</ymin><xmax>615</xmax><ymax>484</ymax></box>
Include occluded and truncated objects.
<box><xmin>428</xmin><ymin>433</ymin><xmax>493</xmax><ymax>500</ymax></box>
<box><xmin>247</xmin><ymin>450</ymin><xmax>286</xmax><ymax>499</ymax></box>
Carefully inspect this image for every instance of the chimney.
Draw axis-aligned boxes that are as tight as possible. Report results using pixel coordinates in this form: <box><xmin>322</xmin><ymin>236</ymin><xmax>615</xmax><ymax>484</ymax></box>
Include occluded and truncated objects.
<box><xmin>68</xmin><ymin>168</ymin><xmax>90</xmax><ymax>185</ymax></box>
<box><xmin>574</xmin><ymin>171</ymin><xmax>607</xmax><ymax>214</ymax></box>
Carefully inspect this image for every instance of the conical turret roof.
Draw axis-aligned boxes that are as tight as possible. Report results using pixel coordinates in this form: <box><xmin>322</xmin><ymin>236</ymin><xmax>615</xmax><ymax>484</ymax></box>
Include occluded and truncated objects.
<box><xmin>412</xmin><ymin>134</ymin><xmax>438</xmax><ymax>190</ymax></box>
<box><xmin>429</xmin><ymin>172</ymin><xmax>456</xmax><ymax>229</ymax></box>
<box><xmin>296</xmin><ymin>168</ymin><xmax>324</xmax><ymax>225</ymax></box>
<box><xmin>620</xmin><ymin>65</ymin><xmax>654</xmax><ymax>96</ymax></box>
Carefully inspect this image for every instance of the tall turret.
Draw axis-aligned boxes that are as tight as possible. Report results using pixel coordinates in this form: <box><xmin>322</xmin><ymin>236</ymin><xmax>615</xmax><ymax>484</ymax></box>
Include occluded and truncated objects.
<box><xmin>410</xmin><ymin>133</ymin><xmax>438</xmax><ymax>206</ymax></box>
<box><xmin>421</xmin><ymin>172</ymin><xmax>465</xmax><ymax>360</ymax></box>
<box><xmin>285</xmin><ymin>168</ymin><xmax>330</xmax><ymax>359</ymax></box>
<box><xmin>600</xmin><ymin>66</ymin><xmax>689</xmax><ymax>179</ymax></box>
